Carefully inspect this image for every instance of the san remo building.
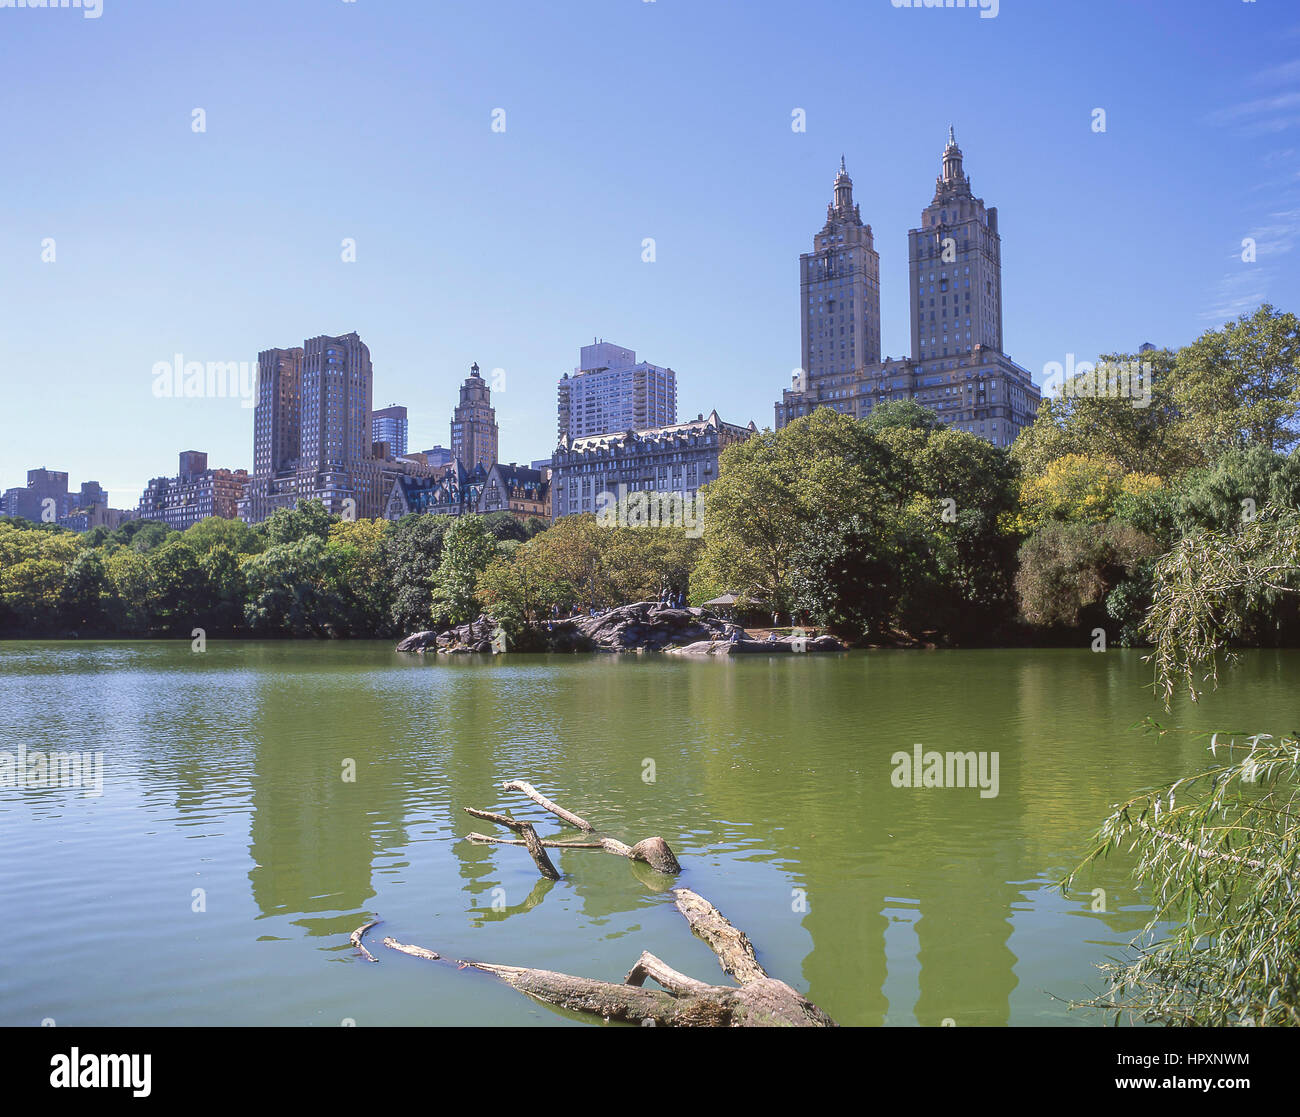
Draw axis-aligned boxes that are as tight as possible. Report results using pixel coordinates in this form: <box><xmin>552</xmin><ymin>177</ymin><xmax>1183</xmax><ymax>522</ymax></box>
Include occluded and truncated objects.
<box><xmin>776</xmin><ymin>129</ymin><xmax>1040</xmax><ymax>447</ymax></box>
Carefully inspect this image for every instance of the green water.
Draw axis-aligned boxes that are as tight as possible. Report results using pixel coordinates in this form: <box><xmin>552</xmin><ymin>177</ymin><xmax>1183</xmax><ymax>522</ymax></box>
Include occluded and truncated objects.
<box><xmin>0</xmin><ymin>642</ymin><xmax>1294</xmax><ymax>1027</ymax></box>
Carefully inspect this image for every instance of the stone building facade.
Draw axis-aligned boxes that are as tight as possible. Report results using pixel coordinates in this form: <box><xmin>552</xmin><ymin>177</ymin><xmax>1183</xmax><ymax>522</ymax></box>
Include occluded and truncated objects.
<box><xmin>776</xmin><ymin>131</ymin><xmax>1040</xmax><ymax>447</ymax></box>
<box><xmin>450</xmin><ymin>364</ymin><xmax>498</xmax><ymax>472</ymax></box>
<box><xmin>549</xmin><ymin>410</ymin><xmax>755</xmax><ymax>520</ymax></box>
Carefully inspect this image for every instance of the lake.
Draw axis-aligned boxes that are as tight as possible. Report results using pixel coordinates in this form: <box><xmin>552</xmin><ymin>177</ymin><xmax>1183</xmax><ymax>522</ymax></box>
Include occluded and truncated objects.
<box><xmin>0</xmin><ymin>642</ymin><xmax>1294</xmax><ymax>1027</ymax></box>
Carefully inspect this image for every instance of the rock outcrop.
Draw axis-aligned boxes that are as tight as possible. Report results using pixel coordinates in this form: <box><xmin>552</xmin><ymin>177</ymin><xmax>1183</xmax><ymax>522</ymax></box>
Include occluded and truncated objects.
<box><xmin>396</xmin><ymin>615</ymin><xmax>499</xmax><ymax>654</ymax></box>
<box><xmin>396</xmin><ymin>603</ymin><xmax>845</xmax><ymax>655</ymax></box>
<box><xmin>562</xmin><ymin>602</ymin><xmax>729</xmax><ymax>652</ymax></box>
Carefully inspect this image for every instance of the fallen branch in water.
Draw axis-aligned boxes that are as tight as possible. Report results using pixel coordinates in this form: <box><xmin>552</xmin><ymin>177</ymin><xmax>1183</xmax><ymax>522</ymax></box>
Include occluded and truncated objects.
<box><xmin>466</xmin><ymin>833</ymin><xmax>605</xmax><ymax>850</ymax></box>
<box><xmin>349</xmin><ymin>919</ymin><xmax>382</xmax><ymax>963</ymax></box>
<box><xmin>501</xmin><ymin>780</ymin><xmax>594</xmax><ymax>831</ymax></box>
<box><xmin>464</xmin><ymin>807</ymin><xmax>560</xmax><ymax>880</ymax></box>
<box><xmin>378</xmin><ymin>887</ymin><xmax>834</xmax><ymax>1027</ymax></box>
<box><xmin>466</xmin><ymin>782</ymin><xmax>680</xmax><ymax>877</ymax></box>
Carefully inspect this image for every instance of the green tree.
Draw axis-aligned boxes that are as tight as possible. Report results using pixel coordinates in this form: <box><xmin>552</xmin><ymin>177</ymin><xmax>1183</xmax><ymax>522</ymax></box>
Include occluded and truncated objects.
<box><xmin>259</xmin><ymin>499</ymin><xmax>335</xmax><ymax>546</ymax></box>
<box><xmin>430</xmin><ymin>516</ymin><xmax>497</xmax><ymax>626</ymax></box>
<box><xmin>1069</xmin><ymin>506</ymin><xmax>1300</xmax><ymax>1024</ymax></box>
<box><xmin>1174</xmin><ymin>445</ymin><xmax>1300</xmax><ymax>535</ymax></box>
<box><xmin>1173</xmin><ymin>303</ymin><xmax>1300</xmax><ymax>456</ymax></box>
<box><xmin>382</xmin><ymin>514</ymin><xmax>450</xmax><ymax>634</ymax></box>
<box><xmin>241</xmin><ymin>537</ymin><xmax>343</xmax><ymax>636</ymax></box>
<box><xmin>1014</xmin><ymin>521</ymin><xmax>1162</xmax><ymax>631</ymax></box>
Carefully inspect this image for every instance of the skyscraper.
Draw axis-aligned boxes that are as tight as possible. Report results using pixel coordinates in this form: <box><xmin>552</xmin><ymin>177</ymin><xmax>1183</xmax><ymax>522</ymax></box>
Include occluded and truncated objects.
<box><xmin>450</xmin><ymin>363</ymin><xmax>498</xmax><ymax>472</ymax></box>
<box><xmin>776</xmin><ymin>131</ymin><xmax>1040</xmax><ymax>447</ymax></box>
<box><xmin>800</xmin><ymin>158</ymin><xmax>882</xmax><ymax>382</ymax></box>
<box><xmin>251</xmin><ymin>346</ymin><xmax>303</xmax><ymax>482</ymax></box>
<box><xmin>372</xmin><ymin>405</ymin><xmax>409</xmax><ymax>458</ymax></box>
<box><xmin>909</xmin><ymin>127</ymin><xmax>1002</xmax><ymax>361</ymax></box>
<box><xmin>556</xmin><ymin>340</ymin><xmax>677</xmax><ymax>440</ymax></box>
<box><xmin>241</xmin><ymin>332</ymin><xmax>433</xmax><ymax>522</ymax></box>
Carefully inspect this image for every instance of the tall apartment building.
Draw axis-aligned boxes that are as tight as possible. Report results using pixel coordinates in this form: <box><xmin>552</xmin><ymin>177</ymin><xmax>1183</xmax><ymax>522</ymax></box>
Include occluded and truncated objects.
<box><xmin>776</xmin><ymin>131</ymin><xmax>1040</xmax><ymax>447</ymax></box>
<box><xmin>2</xmin><ymin>468</ymin><xmax>76</xmax><ymax>523</ymax></box>
<box><xmin>550</xmin><ymin>410</ymin><xmax>755</xmax><ymax>520</ymax></box>
<box><xmin>450</xmin><ymin>363</ymin><xmax>499</xmax><ymax>472</ymax></box>
<box><xmin>138</xmin><ymin>450</ymin><xmax>249</xmax><ymax>530</ymax></box>
<box><xmin>801</xmin><ymin>158</ymin><xmax>882</xmax><ymax>380</ymax></box>
<box><xmin>910</xmin><ymin>126</ymin><xmax>1003</xmax><ymax>360</ymax></box>
<box><xmin>241</xmin><ymin>332</ymin><xmax>434</xmax><ymax>522</ymax></box>
<box><xmin>372</xmin><ymin>405</ymin><xmax>408</xmax><ymax>458</ymax></box>
<box><xmin>556</xmin><ymin>341</ymin><xmax>677</xmax><ymax>440</ymax></box>
<box><xmin>250</xmin><ymin>346</ymin><xmax>304</xmax><ymax>484</ymax></box>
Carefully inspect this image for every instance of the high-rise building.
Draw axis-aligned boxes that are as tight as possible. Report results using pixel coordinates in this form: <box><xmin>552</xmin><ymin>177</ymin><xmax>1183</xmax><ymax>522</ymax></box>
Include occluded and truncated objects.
<box><xmin>450</xmin><ymin>363</ymin><xmax>499</xmax><ymax>472</ymax></box>
<box><xmin>776</xmin><ymin>132</ymin><xmax>1040</xmax><ymax>447</ymax></box>
<box><xmin>557</xmin><ymin>340</ymin><xmax>677</xmax><ymax>440</ymax></box>
<box><xmin>2</xmin><ymin>468</ymin><xmax>72</xmax><ymax>523</ymax></box>
<box><xmin>372</xmin><ymin>405</ymin><xmax>408</xmax><ymax>458</ymax></box>
<box><xmin>250</xmin><ymin>346</ymin><xmax>304</xmax><ymax>483</ymax></box>
<box><xmin>909</xmin><ymin>127</ymin><xmax>1002</xmax><ymax>361</ymax></box>
<box><xmin>3</xmin><ymin>470</ymin><xmax>126</xmax><ymax>529</ymax></box>
<box><xmin>241</xmin><ymin>332</ymin><xmax>434</xmax><ymax>522</ymax></box>
<box><xmin>801</xmin><ymin>158</ymin><xmax>882</xmax><ymax>382</ymax></box>
<box><xmin>138</xmin><ymin>450</ymin><xmax>249</xmax><ymax>530</ymax></box>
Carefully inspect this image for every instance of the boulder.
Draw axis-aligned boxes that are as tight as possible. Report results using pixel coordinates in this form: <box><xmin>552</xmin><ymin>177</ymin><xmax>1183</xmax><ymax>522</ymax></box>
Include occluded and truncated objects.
<box><xmin>397</xmin><ymin>615</ymin><xmax>500</xmax><ymax>654</ymax></box>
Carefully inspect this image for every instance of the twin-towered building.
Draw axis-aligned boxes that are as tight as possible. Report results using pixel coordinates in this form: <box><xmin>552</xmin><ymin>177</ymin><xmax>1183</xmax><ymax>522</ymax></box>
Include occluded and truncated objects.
<box><xmin>777</xmin><ymin>129</ymin><xmax>1040</xmax><ymax>446</ymax></box>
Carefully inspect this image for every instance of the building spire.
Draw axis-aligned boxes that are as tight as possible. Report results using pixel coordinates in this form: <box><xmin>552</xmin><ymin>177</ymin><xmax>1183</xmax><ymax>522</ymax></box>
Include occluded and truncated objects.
<box><xmin>940</xmin><ymin>125</ymin><xmax>965</xmax><ymax>187</ymax></box>
<box><xmin>840</xmin><ymin>153</ymin><xmax>846</xmax><ymax>174</ymax></box>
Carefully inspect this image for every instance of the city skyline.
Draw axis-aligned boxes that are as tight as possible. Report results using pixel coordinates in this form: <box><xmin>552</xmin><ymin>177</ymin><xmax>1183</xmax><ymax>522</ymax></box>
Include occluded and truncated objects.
<box><xmin>3</xmin><ymin>0</ymin><xmax>1298</xmax><ymax>506</ymax></box>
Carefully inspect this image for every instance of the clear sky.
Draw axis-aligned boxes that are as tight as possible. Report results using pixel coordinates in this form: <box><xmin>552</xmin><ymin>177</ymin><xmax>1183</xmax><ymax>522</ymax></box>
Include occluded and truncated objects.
<box><xmin>2</xmin><ymin>0</ymin><xmax>1298</xmax><ymax>506</ymax></box>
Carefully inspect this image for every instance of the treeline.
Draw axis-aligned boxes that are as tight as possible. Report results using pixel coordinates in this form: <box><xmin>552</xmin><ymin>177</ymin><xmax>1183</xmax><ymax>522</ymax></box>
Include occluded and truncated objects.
<box><xmin>1</xmin><ymin>304</ymin><xmax>1298</xmax><ymax>646</ymax></box>
<box><xmin>0</xmin><ymin>503</ymin><xmax>549</xmax><ymax>639</ymax></box>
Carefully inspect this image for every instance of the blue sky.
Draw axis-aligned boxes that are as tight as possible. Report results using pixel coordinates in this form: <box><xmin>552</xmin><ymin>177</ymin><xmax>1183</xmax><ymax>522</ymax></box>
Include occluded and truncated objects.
<box><xmin>2</xmin><ymin>0</ymin><xmax>1298</xmax><ymax>506</ymax></box>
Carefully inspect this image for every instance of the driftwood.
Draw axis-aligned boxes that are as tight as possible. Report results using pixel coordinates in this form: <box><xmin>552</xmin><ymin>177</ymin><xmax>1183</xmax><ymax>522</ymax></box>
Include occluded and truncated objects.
<box><xmin>467</xmin><ymin>783</ymin><xmax>680</xmax><ymax>877</ymax></box>
<box><xmin>381</xmin><ymin>887</ymin><xmax>834</xmax><ymax>1027</ymax></box>
<box><xmin>502</xmin><ymin>780</ymin><xmax>594</xmax><ymax>831</ymax></box>
<box><xmin>356</xmin><ymin>781</ymin><xmax>833</xmax><ymax>1025</ymax></box>
<box><xmin>382</xmin><ymin>937</ymin><xmax>440</xmax><ymax>961</ymax></box>
<box><xmin>349</xmin><ymin>919</ymin><xmax>381</xmax><ymax>963</ymax></box>
<box><xmin>467</xmin><ymin>833</ymin><xmax>604</xmax><ymax>850</ymax></box>
<box><xmin>463</xmin><ymin>807</ymin><xmax>560</xmax><ymax>880</ymax></box>
<box><xmin>599</xmin><ymin>836</ymin><xmax>682</xmax><ymax>874</ymax></box>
